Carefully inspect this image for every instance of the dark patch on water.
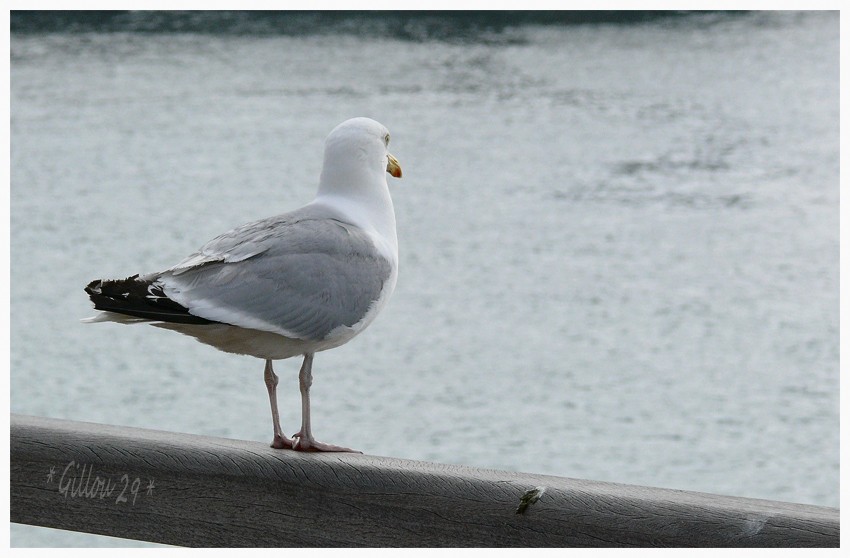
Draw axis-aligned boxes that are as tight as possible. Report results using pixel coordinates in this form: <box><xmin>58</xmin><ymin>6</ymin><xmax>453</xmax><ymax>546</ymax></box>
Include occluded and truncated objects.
<box><xmin>11</xmin><ymin>10</ymin><xmax>748</xmax><ymax>42</ymax></box>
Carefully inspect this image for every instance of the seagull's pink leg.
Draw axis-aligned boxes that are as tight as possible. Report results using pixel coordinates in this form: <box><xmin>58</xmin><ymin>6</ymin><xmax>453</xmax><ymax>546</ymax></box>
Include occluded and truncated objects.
<box><xmin>291</xmin><ymin>353</ymin><xmax>360</xmax><ymax>453</ymax></box>
<box><xmin>264</xmin><ymin>359</ymin><xmax>294</xmax><ymax>450</ymax></box>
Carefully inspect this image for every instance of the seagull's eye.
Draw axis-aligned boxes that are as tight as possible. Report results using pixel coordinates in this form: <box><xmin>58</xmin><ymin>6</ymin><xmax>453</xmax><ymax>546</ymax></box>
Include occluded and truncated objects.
<box><xmin>384</xmin><ymin>133</ymin><xmax>390</xmax><ymax>146</ymax></box>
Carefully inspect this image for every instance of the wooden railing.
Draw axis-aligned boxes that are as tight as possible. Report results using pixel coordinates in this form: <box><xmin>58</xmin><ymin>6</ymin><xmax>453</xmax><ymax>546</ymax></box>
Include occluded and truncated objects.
<box><xmin>10</xmin><ymin>414</ymin><xmax>839</xmax><ymax>547</ymax></box>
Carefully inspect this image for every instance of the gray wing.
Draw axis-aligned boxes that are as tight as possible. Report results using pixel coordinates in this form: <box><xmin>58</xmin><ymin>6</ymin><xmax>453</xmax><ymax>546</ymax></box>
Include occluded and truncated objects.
<box><xmin>158</xmin><ymin>207</ymin><xmax>392</xmax><ymax>341</ymax></box>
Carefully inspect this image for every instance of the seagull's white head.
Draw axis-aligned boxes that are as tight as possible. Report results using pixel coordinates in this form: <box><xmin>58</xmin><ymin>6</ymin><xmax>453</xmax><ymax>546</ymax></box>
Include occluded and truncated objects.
<box><xmin>318</xmin><ymin>117</ymin><xmax>402</xmax><ymax>198</ymax></box>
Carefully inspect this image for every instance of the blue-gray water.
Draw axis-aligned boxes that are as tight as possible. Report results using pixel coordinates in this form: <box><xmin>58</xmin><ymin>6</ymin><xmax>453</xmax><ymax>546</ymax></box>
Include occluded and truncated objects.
<box><xmin>10</xmin><ymin>11</ymin><xmax>839</xmax><ymax>547</ymax></box>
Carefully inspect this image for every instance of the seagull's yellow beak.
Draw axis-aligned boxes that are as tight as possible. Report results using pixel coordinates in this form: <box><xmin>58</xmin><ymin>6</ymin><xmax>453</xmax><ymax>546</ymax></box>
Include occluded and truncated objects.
<box><xmin>386</xmin><ymin>153</ymin><xmax>402</xmax><ymax>179</ymax></box>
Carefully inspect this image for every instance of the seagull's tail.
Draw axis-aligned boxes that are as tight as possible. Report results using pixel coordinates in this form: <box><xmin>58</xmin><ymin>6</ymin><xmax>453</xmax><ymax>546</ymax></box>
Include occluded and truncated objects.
<box><xmin>84</xmin><ymin>275</ymin><xmax>216</xmax><ymax>325</ymax></box>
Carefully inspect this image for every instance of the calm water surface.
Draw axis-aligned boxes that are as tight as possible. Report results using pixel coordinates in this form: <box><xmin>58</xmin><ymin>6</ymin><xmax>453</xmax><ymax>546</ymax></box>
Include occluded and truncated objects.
<box><xmin>10</xmin><ymin>11</ymin><xmax>838</xmax><ymax>546</ymax></box>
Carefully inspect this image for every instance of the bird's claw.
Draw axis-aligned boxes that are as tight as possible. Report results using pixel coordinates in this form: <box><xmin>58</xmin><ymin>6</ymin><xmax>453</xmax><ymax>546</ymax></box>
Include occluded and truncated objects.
<box><xmin>270</xmin><ymin>434</ymin><xmax>295</xmax><ymax>450</ymax></box>
<box><xmin>291</xmin><ymin>432</ymin><xmax>361</xmax><ymax>453</ymax></box>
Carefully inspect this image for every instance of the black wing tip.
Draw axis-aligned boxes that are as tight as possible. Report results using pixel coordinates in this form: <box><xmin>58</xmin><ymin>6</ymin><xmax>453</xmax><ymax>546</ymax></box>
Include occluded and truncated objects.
<box><xmin>84</xmin><ymin>274</ymin><xmax>218</xmax><ymax>325</ymax></box>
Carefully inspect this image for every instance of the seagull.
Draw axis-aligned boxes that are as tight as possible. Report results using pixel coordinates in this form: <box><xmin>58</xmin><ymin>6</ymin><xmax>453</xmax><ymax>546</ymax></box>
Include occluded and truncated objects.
<box><xmin>84</xmin><ymin>117</ymin><xmax>403</xmax><ymax>452</ymax></box>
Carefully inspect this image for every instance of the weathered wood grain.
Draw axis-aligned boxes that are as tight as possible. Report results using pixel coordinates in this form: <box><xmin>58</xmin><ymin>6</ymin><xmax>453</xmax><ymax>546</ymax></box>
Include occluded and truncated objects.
<box><xmin>10</xmin><ymin>413</ymin><xmax>838</xmax><ymax>547</ymax></box>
